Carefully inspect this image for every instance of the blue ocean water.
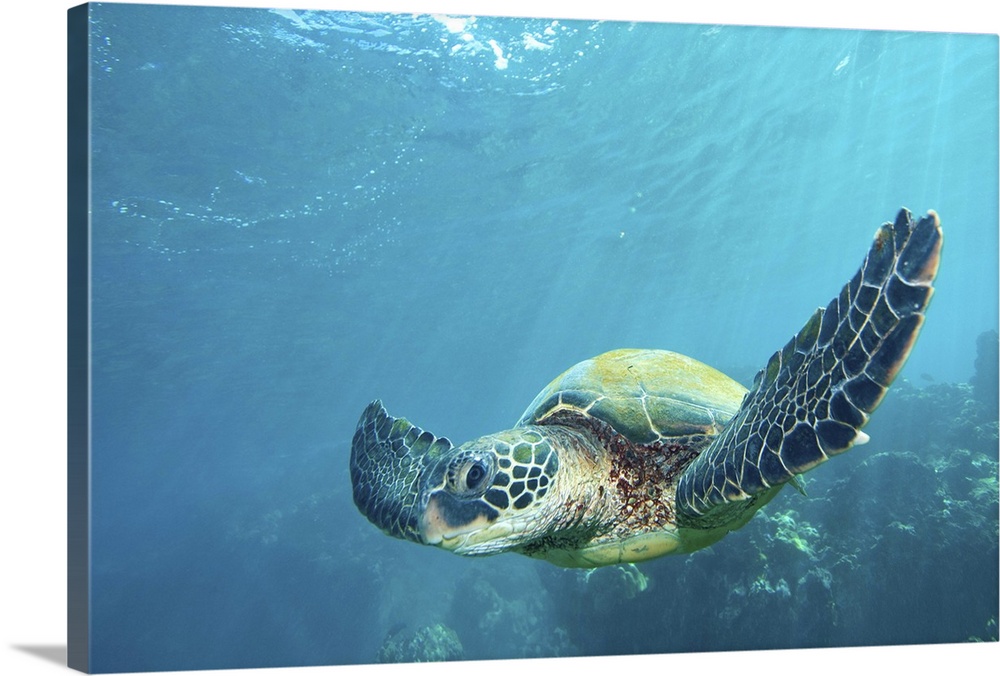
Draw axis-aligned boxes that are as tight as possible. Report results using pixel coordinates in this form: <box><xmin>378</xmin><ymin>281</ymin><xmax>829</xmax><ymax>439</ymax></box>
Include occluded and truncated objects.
<box><xmin>85</xmin><ymin>3</ymin><xmax>998</xmax><ymax>672</ymax></box>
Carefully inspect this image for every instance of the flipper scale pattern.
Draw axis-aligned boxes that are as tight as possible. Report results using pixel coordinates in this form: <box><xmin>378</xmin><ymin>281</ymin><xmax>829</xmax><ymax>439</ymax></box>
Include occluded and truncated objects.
<box><xmin>676</xmin><ymin>209</ymin><xmax>942</xmax><ymax>524</ymax></box>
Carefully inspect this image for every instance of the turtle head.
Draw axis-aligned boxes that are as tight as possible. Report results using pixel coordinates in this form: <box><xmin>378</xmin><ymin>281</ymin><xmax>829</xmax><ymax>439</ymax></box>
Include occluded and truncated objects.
<box><xmin>350</xmin><ymin>401</ymin><xmax>562</xmax><ymax>556</ymax></box>
<box><xmin>420</xmin><ymin>426</ymin><xmax>562</xmax><ymax>556</ymax></box>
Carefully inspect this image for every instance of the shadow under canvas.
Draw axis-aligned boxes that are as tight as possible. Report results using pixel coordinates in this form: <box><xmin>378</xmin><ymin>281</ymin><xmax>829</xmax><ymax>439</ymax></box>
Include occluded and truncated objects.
<box><xmin>12</xmin><ymin>645</ymin><xmax>68</xmax><ymax>667</ymax></box>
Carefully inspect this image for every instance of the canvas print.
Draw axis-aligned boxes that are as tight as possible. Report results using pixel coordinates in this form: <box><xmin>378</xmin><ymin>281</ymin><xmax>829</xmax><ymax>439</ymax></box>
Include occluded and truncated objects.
<box><xmin>68</xmin><ymin>2</ymin><xmax>999</xmax><ymax>673</ymax></box>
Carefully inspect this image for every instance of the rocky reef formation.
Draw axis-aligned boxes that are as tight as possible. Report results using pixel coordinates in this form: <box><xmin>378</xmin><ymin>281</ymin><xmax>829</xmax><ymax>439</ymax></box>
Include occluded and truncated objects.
<box><xmin>376</xmin><ymin>623</ymin><xmax>464</xmax><ymax>663</ymax></box>
<box><xmin>445</xmin><ymin>564</ymin><xmax>578</xmax><ymax>659</ymax></box>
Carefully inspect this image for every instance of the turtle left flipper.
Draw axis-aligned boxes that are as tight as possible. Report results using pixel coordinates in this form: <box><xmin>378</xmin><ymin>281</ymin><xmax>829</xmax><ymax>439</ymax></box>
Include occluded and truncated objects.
<box><xmin>350</xmin><ymin>400</ymin><xmax>455</xmax><ymax>541</ymax></box>
<box><xmin>676</xmin><ymin>209</ymin><xmax>943</xmax><ymax>525</ymax></box>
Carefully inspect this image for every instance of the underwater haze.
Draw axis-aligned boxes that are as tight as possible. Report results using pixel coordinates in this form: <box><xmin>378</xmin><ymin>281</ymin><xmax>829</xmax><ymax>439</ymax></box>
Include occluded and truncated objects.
<box><xmin>85</xmin><ymin>3</ymin><xmax>999</xmax><ymax>672</ymax></box>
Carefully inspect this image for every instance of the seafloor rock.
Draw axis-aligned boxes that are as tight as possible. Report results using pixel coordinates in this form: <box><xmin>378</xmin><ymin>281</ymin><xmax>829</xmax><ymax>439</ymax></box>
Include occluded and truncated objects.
<box><xmin>375</xmin><ymin>623</ymin><xmax>464</xmax><ymax>663</ymax></box>
<box><xmin>447</xmin><ymin>567</ymin><xmax>577</xmax><ymax>659</ymax></box>
<box><xmin>581</xmin><ymin>563</ymin><xmax>650</xmax><ymax>602</ymax></box>
<box><xmin>817</xmin><ymin>448</ymin><xmax>998</xmax><ymax>645</ymax></box>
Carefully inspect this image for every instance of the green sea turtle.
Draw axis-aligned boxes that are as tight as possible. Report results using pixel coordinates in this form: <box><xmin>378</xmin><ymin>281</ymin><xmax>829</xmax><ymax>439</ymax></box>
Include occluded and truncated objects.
<box><xmin>350</xmin><ymin>209</ymin><xmax>942</xmax><ymax>568</ymax></box>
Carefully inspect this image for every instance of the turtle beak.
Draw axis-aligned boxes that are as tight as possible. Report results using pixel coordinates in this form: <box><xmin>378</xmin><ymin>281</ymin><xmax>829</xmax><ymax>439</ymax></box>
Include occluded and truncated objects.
<box><xmin>420</xmin><ymin>490</ymin><xmax>499</xmax><ymax>550</ymax></box>
<box><xmin>349</xmin><ymin>401</ymin><xmax>453</xmax><ymax>544</ymax></box>
<box><xmin>421</xmin><ymin>495</ymin><xmax>461</xmax><ymax>547</ymax></box>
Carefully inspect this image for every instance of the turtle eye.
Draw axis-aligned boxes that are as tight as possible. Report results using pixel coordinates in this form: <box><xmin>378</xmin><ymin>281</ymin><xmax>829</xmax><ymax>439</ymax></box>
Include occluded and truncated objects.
<box><xmin>444</xmin><ymin>454</ymin><xmax>495</xmax><ymax>497</ymax></box>
<box><xmin>464</xmin><ymin>462</ymin><xmax>487</xmax><ymax>491</ymax></box>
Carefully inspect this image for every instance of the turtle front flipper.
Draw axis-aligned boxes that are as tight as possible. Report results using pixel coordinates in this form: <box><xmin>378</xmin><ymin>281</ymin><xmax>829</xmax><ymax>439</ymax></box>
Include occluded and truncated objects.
<box><xmin>676</xmin><ymin>209</ymin><xmax>942</xmax><ymax>526</ymax></box>
<box><xmin>350</xmin><ymin>400</ymin><xmax>454</xmax><ymax>542</ymax></box>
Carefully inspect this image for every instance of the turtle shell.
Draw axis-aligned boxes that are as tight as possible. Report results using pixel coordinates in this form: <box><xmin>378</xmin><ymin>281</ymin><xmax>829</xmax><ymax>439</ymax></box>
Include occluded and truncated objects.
<box><xmin>516</xmin><ymin>349</ymin><xmax>748</xmax><ymax>445</ymax></box>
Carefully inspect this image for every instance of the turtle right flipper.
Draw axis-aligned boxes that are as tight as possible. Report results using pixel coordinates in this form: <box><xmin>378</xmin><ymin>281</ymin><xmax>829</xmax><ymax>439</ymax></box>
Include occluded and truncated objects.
<box><xmin>676</xmin><ymin>209</ymin><xmax>943</xmax><ymax>526</ymax></box>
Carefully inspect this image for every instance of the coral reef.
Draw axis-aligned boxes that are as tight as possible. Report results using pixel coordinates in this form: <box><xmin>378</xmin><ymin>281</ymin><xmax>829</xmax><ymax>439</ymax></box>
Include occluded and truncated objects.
<box><xmin>447</xmin><ymin>566</ymin><xmax>577</xmax><ymax>659</ymax></box>
<box><xmin>582</xmin><ymin>563</ymin><xmax>650</xmax><ymax>600</ymax></box>
<box><xmin>764</xmin><ymin>508</ymin><xmax>822</xmax><ymax>560</ymax></box>
<box><xmin>375</xmin><ymin>623</ymin><xmax>464</xmax><ymax>663</ymax></box>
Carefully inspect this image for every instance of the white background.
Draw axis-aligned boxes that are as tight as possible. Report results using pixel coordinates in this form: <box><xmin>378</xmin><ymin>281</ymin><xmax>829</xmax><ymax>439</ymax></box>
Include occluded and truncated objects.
<box><xmin>2</xmin><ymin>1</ymin><xmax>997</xmax><ymax>675</ymax></box>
